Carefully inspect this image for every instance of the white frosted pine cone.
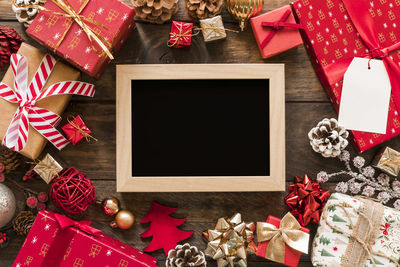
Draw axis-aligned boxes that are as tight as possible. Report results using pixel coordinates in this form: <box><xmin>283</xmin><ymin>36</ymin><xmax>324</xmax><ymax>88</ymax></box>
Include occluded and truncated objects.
<box><xmin>166</xmin><ymin>243</ymin><xmax>206</xmax><ymax>267</ymax></box>
<box><xmin>12</xmin><ymin>0</ymin><xmax>46</xmax><ymax>27</ymax></box>
<box><xmin>308</xmin><ymin>118</ymin><xmax>349</xmax><ymax>158</ymax></box>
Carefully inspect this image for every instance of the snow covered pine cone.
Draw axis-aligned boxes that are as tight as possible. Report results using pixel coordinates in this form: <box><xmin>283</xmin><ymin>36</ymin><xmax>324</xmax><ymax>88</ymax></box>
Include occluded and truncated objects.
<box><xmin>166</xmin><ymin>243</ymin><xmax>206</xmax><ymax>267</ymax></box>
<box><xmin>308</xmin><ymin>118</ymin><xmax>349</xmax><ymax>158</ymax></box>
<box><xmin>12</xmin><ymin>0</ymin><xmax>46</xmax><ymax>27</ymax></box>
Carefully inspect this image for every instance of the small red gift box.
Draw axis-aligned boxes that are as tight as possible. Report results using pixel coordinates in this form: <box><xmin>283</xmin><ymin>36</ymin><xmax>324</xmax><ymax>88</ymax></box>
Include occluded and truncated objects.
<box><xmin>256</xmin><ymin>215</ymin><xmax>309</xmax><ymax>267</ymax></box>
<box><xmin>251</xmin><ymin>5</ymin><xmax>303</xmax><ymax>59</ymax></box>
<box><xmin>61</xmin><ymin>115</ymin><xmax>93</xmax><ymax>146</ymax></box>
<box><xmin>292</xmin><ymin>0</ymin><xmax>400</xmax><ymax>152</ymax></box>
<box><xmin>26</xmin><ymin>0</ymin><xmax>136</xmax><ymax>78</ymax></box>
<box><xmin>13</xmin><ymin>210</ymin><xmax>157</xmax><ymax>267</ymax></box>
<box><xmin>168</xmin><ymin>21</ymin><xmax>193</xmax><ymax>48</ymax></box>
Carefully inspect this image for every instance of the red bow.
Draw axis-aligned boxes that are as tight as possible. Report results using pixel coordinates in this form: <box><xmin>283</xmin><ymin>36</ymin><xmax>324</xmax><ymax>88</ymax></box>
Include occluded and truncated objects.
<box><xmin>324</xmin><ymin>0</ymin><xmax>400</xmax><ymax>112</ymax></box>
<box><xmin>54</xmin><ymin>213</ymin><xmax>101</xmax><ymax>236</ymax></box>
<box><xmin>285</xmin><ymin>175</ymin><xmax>330</xmax><ymax>226</ymax></box>
<box><xmin>260</xmin><ymin>9</ymin><xmax>303</xmax><ymax>49</ymax></box>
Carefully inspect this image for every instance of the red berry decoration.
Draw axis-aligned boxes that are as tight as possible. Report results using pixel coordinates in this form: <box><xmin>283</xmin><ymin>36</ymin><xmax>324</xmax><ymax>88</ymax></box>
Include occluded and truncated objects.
<box><xmin>37</xmin><ymin>202</ymin><xmax>46</xmax><ymax>211</ymax></box>
<box><xmin>37</xmin><ymin>192</ymin><xmax>48</xmax><ymax>203</ymax></box>
<box><xmin>50</xmin><ymin>167</ymin><xmax>96</xmax><ymax>215</ymax></box>
<box><xmin>26</xmin><ymin>196</ymin><xmax>38</xmax><ymax>209</ymax></box>
<box><xmin>0</xmin><ymin>27</ymin><xmax>23</xmax><ymax>69</ymax></box>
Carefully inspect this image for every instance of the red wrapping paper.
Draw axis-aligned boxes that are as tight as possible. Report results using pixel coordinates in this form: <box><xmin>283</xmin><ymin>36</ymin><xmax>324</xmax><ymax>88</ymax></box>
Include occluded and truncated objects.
<box><xmin>26</xmin><ymin>0</ymin><xmax>136</xmax><ymax>78</ymax></box>
<box><xmin>292</xmin><ymin>0</ymin><xmax>400</xmax><ymax>152</ymax></box>
<box><xmin>13</xmin><ymin>210</ymin><xmax>158</xmax><ymax>267</ymax></box>
<box><xmin>256</xmin><ymin>215</ymin><xmax>309</xmax><ymax>267</ymax></box>
<box><xmin>168</xmin><ymin>21</ymin><xmax>193</xmax><ymax>48</ymax></box>
<box><xmin>251</xmin><ymin>5</ymin><xmax>303</xmax><ymax>59</ymax></box>
<box><xmin>61</xmin><ymin>115</ymin><xmax>91</xmax><ymax>146</ymax></box>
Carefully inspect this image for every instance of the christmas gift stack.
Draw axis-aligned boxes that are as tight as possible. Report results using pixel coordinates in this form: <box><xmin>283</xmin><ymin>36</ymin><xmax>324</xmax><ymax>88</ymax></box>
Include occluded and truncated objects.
<box><xmin>292</xmin><ymin>0</ymin><xmax>400</xmax><ymax>152</ymax></box>
<box><xmin>23</xmin><ymin>0</ymin><xmax>136</xmax><ymax>78</ymax></box>
<box><xmin>312</xmin><ymin>193</ymin><xmax>400</xmax><ymax>266</ymax></box>
<box><xmin>0</xmin><ymin>43</ymin><xmax>95</xmax><ymax>159</ymax></box>
<box><xmin>13</xmin><ymin>210</ymin><xmax>158</xmax><ymax>267</ymax></box>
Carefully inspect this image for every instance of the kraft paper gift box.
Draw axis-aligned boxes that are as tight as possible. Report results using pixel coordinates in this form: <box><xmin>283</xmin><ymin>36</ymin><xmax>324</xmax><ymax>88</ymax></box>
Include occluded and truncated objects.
<box><xmin>13</xmin><ymin>210</ymin><xmax>158</xmax><ymax>267</ymax></box>
<box><xmin>26</xmin><ymin>0</ymin><xmax>136</xmax><ymax>78</ymax></box>
<box><xmin>251</xmin><ymin>5</ymin><xmax>303</xmax><ymax>59</ymax></box>
<box><xmin>292</xmin><ymin>0</ymin><xmax>400</xmax><ymax>152</ymax></box>
<box><xmin>0</xmin><ymin>43</ymin><xmax>80</xmax><ymax>159</ymax></box>
<box><xmin>312</xmin><ymin>193</ymin><xmax>400</xmax><ymax>267</ymax></box>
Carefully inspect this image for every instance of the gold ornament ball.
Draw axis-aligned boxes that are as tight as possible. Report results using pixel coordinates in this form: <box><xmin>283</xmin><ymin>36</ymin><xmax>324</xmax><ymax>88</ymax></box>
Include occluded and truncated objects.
<box><xmin>225</xmin><ymin>0</ymin><xmax>264</xmax><ymax>31</ymax></box>
<box><xmin>101</xmin><ymin>197</ymin><xmax>120</xmax><ymax>216</ymax></box>
<box><xmin>115</xmin><ymin>210</ymin><xmax>135</xmax><ymax>229</ymax></box>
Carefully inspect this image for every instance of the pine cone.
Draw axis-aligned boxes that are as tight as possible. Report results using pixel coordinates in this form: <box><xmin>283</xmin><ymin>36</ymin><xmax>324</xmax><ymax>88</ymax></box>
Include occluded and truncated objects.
<box><xmin>185</xmin><ymin>0</ymin><xmax>223</xmax><ymax>20</ymax></box>
<box><xmin>308</xmin><ymin>118</ymin><xmax>349</xmax><ymax>158</ymax></box>
<box><xmin>12</xmin><ymin>0</ymin><xmax>46</xmax><ymax>27</ymax></box>
<box><xmin>0</xmin><ymin>27</ymin><xmax>23</xmax><ymax>69</ymax></box>
<box><xmin>132</xmin><ymin>0</ymin><xmax>178</xmax><ymax>24</ymax></box>
<box><xmin>13</xmin><ymin>211</ymin><xmax>35</xmax><ymax>236</ymax></box>
<box><xmin>0</xmin><ymin>147</ymin><xmax>21</xmax><ymax>173</ymax></box>
<box><xmin>166</xmin><ymin>243</ymin><xmax>206</xmax><ymax>267</ymax></box>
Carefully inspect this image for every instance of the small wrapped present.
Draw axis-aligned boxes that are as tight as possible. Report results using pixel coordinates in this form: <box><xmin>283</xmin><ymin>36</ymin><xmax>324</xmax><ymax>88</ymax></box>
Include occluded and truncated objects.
<box><xmin>0</xmin><ymin>43</ymin><xmax>95</xmax><ymax>159</ymax></box>
<box><xmin>25</xmin><ymin>0</ymin><xmax>136</xmax><ymax>78</ymax></box>
<box><xmin>33</xmin><ymin>154</ymin><xmax>62</xmax><ymax>184</ymax></box>
<box><xmin>168</xmin><ymin>21</ymin><xmax>193</xmax><ymax>48</ymax></box>
<box><xmin>373</xmin><ymin>146</ymin><xmax>400</xmax><ymax>177</ymax></box>
<box><xmin>199</xmin><ymin>15</ymin><xmax>226</xmax><ymax>42</ymax></box>
<box><xmin>13</xmin><ymin>210</ymin><xmax>158</xmax><ymax>267</ymax></box>
<box><xmin>250</xmin><ymin>5</ymin><xmax>303</xmax><ymax>59</ymax></box>
<box><xmin>256</xmin><ymin>212</ymin><xmax>309</xmax><ymax>267</ymax></box>
<box><xmin>312</xmin><ymin>193</ymin><xmax>400</xmax><ymax>267</ymax></box>
<box><xmin>61</xmin><ymin>115</ymin><xmax>96</xmax><ymax>146</ymax></box>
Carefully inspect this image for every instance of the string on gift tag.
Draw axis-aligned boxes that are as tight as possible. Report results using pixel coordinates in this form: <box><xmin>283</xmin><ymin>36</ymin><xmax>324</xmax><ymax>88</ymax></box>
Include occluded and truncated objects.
<box><xmin>12</xmin><ymin>0</ymin><xmax>113</xmax><ymax>59</ymax></box>
<box><xmin>67</xmin><ymin>116</ymin><xmax>98</xmax><ymax>143</ymax></box>
<box><xmin>168</xmin><ymin>25</ymin><xmax>239</xmax><ymax>47</ymax></box>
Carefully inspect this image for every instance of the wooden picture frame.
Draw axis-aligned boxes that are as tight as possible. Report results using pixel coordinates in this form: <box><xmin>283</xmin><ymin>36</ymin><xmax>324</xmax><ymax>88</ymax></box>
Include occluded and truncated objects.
<box><xmin>116</xmin><ymin>64</ymin><xmax>285</xmax><ymax>192</ymax></box>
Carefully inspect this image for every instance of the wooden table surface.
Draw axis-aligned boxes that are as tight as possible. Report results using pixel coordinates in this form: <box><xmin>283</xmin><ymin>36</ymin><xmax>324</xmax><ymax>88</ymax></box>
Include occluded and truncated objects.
<box><xmin>1</xmin><ymin>0</ymin><xmax>400</xmax><ymax>266</ymax></box>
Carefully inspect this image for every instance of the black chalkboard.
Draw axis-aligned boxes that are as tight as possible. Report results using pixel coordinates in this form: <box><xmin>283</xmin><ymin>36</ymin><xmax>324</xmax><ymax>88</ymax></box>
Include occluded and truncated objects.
<box><xmin>131</xmin><ymin>79</ymin><xmax>270</xmax><ymax>177</ymax></box>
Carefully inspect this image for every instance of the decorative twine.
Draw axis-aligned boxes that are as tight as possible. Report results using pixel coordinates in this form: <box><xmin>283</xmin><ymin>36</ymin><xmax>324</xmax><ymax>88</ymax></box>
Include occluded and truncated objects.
<box><xmin>11</xmin><ymin>0</ymin><xmax>113</xmax><ymax>59</ymax></box>
<box><xmin>324</xmin><ymin>203</ymin><xmax>400</xmax><ymax>267</ymax></box>
<box><xmin>67</xmin><ymin>116</ymin><xmax>97</xmax><ymax>143</ymax></box>
<box><xmin>50</xmin><ymin>167</ymin><xmax>96</xmax><ymax>215</ymax></box>
<box><xmin>168</xmin><ymin>25</ymin><xmax>239</xmax><ymax>47</ymax></box>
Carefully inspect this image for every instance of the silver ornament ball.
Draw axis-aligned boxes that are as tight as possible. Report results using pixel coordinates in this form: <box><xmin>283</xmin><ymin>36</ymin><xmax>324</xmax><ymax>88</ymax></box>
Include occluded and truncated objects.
<box><xmin>0</xmin><ymin>184</ymin><xmax>16</xmax><ymax>228</ymax></box>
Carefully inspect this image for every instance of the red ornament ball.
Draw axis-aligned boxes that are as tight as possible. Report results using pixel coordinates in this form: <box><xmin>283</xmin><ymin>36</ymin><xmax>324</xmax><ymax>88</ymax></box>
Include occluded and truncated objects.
<box><xmin>37</xmin><ymin>192</ymin><xmax>48</xmax><ymax>203</ymax></box>
<box><xmin>26</xmin><ymin>196</ymin><xmax>38</xmax><ymax>209</ymax></box>
<box><xmin>50</xmin><ymin>167</ymin><xmax>96</xmax><ymax>215</ymax></box>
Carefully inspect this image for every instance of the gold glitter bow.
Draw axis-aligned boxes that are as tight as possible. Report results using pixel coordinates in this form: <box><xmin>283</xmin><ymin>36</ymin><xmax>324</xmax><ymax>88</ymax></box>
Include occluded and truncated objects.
<box><xmin>31</xmin><ymin>154</ymin><xmax>63</xmax><ymax>184</ymax></box>
<box><xmin>257</xmin><ymin>212</ymin><xmax>309</xmax><ymax>264</ymax></box>
<box><xmin>203</xmin><ymin>213</ymin><xmax>256</xmax><ymax>267</ymax></box>
<box><xmin>12</xmin><ymin>0</ymin><xmax>113</xmax><ymax>59</ymax></box>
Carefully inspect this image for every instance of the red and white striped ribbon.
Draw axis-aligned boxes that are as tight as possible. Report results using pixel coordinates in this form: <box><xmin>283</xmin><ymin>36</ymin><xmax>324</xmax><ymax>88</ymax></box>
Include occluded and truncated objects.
<box><xmin>0</xmin><ymin>53</ymin><xmax>95</xmax><ymax>153</ymax></box>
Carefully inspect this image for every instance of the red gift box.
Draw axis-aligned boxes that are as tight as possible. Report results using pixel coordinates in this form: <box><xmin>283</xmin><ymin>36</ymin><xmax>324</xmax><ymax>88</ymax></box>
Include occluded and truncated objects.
<box><xmin>256</xmin><ymin>215</ymin><xmax>309</xmax><ymax>267</ymax></box>
<box><xmin>61</xmin><ymin>115</ymin><xmax>92</xmax><ymax>146</ymax></box>
<box><xmin>26</xmin><ymin>0</ymin><xmax>136</xmax><ymax>78</ymax></box>
<box><xmin>168</xmin><ymin>21</ymin><xmax>193</xmax><ymax>48</ymax></box>
<box><xmin>292</xmin><ymin>0</ymin><xmax>400</xmax><ymax>152</ymax></box>
<box><xmin>251</xmin><ymin>5</ymin><xmax>303</xmax><ymax>59</ymax></box>
<box><xmin>13</xmin><ymin>210</ymin><xmax>157</xmax><ymax>267</ymax></box>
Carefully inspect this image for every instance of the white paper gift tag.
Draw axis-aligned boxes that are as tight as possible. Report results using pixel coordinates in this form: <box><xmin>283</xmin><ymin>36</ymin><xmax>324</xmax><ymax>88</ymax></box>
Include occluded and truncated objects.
<box><xmin>338</xmin><ymin>57</ymin><xmax>391</xmax><ymax>134</ymax></box>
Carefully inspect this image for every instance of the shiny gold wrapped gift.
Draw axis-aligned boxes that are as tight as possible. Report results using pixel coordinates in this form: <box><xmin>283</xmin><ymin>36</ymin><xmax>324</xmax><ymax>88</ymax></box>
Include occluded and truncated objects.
<box><xmin>33</xmin><ymin>153</ymin><xmax>63</xmax><ymax>183</ymax></box>
<box><xmin>199</xmin><ymin>15</ymin><xmax>227</xmax><ymax>42</ymax></box>
<box><xmin>203</xmin><ymin>213</ymin><xmax>256</xmax><ymax>267</ymax></box>
<box><xmin>373</xmin><ymin>146</ymin><xmax>400</xmax><ymax>176</ymax></box>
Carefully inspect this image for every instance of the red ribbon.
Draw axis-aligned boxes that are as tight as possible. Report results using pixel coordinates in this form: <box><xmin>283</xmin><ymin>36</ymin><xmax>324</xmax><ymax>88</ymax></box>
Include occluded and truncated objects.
<box><xmin>285</xmin><ymin>175</ymin><xmax>330</xmax><ymax>226</ymax></box>
<box><xmin>260</xmin><ymin>9</ymin><xmax>303</xmax><ymax>49</ymax></box>
<box><xmin>54</xmin><ymin>213</ymin><xmax>101</xmax><ymax>236</ymax></box>
<box><xmin>324</xmin><ymin>0</ymin><xmax>400</xmax><ymax>111</ymax></box>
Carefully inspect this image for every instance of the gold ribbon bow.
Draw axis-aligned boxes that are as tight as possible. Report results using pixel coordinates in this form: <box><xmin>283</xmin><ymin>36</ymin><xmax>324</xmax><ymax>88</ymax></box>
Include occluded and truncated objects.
<box><xmin>257</xmin><ymin>212</ymin><xmax>309</xmax><ymax>264</ymax></box>
<box><xmin>12</xmin><ymin>0</ymin><xmax>114</xmax><ymax>59</ymax></box>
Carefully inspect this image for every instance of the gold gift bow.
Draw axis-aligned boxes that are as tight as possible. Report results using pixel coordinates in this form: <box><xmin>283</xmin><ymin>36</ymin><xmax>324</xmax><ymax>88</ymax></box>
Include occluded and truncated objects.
<box><xmin>324</xmin><ymin>203</ymin><xmax>400</xmax><ymax>267</ymax></box>
<box><xmin>257</xmin><ymin>212</ymin><xmax>309</xmax><ymax>264</ymax></box>
<box><xmin>167</xmin><ymin>24</ymin><xmax>239</xmax><ymax>47</ymax></box>
<box><xmin>67</xmin><ymin>116</ymin><xmax>98</xmax><ymax>142</ymax></box>
<box><xmin>12</xmin><ymin>0</ymin><xmax>114</xmax><ymax>60</ymax></box>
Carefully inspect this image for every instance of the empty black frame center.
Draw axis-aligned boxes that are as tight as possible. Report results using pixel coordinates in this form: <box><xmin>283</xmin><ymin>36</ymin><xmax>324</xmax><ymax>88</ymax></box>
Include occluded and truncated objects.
<box><xmin>131</xmin><ymin>79</ymin><xmax>270</xmax><ymax>177</ymax></box>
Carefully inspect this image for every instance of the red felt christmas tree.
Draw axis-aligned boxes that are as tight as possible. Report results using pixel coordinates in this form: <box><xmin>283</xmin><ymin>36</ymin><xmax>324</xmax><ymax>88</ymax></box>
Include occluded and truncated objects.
<box><xmin>140</xmin><ymin>202</ymin><xmax>193</xmax><ymax>255</ymax></box>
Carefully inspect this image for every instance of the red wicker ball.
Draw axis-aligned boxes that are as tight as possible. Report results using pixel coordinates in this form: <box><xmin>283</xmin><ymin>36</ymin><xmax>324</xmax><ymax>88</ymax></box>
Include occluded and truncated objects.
<box><xmin>50</xmin><ymin>167</ymin><xmax>96</xmax><ymax>215</ymax></box>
